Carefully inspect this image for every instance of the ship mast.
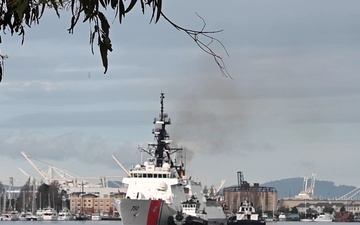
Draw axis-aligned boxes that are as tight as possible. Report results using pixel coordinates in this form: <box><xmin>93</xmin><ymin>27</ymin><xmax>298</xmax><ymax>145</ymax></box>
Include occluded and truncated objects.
<box><xmin>146</xmin><ymin>93</ymin><xmax>184</xmax><ymax>177</ymax></box>
<box><xmin>154</xmin><ymin>92</ymin><xmax>170</xmax><ymax>167</ymax></box>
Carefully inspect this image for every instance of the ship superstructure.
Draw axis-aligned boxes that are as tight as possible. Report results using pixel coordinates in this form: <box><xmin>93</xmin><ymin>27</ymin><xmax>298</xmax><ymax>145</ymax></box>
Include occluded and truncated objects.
<box><xmin>122</xmin><ymin>93</ymin><xmax>188</xmax><ymax>204</ymax></box>
<box><xmin>114</xmin><ymin>93</ymin><xmax>221</xmax><ymax>225</ymax></box>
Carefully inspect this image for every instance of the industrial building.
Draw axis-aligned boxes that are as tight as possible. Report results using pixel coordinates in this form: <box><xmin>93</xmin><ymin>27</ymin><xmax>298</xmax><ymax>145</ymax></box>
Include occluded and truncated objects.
<box><xmin>223</xmin><ymin>171</ymin><xmax>277</xmax><ymax>214</ymax></box>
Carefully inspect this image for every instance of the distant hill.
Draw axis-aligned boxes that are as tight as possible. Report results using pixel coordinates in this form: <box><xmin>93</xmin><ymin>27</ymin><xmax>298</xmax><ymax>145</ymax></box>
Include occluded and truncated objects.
<box><xmin>261</xmin><ymin>178</ymin><xmax>357</xmax><ymax>199</ymax></box>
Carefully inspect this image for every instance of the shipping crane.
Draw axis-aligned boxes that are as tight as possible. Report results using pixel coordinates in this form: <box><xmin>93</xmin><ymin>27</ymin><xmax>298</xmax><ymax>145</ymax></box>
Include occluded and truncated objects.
<box><xmin>295</xmin><ymin>172</ymin><xmax>316</xmax><ymax>199</ymax></box>
<box><xmin>207</xmin><ymin>179</ymin><xmax>226</xmax><ymax>198</ymax></box>
<box><xmin>21</xmin><ymin>151</ymin><xmax>122</xmax><ymax>189</ymax></box>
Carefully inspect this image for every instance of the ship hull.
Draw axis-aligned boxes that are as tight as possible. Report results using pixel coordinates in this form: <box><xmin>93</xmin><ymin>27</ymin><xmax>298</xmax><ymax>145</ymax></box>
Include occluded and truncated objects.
<box><xmin>227</xmin><ymin>215</ymin><xmax>266</xmax><ymax>225</ymax></box>
<box><xmin>228</xmin><ymin>221</ymin><xmax>266</xmax><ymax>225</ymax></box>
<box><xmin>206</xmin><ymin>205</ymin><xmax>227</xmax><ymax>225</ymax></box>
<box><xmin>115</xmin><ymin>199</ymin><xmax>177</xmax><ymax>225</ymax></box>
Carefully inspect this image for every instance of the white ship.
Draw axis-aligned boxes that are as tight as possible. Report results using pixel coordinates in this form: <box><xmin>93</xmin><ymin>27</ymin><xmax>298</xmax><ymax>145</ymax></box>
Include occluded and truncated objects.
<box><xmin>114</xmin><ymin>93</ymin><xmax>226</xmax><ymax>225</ymax></box>
<box><xmin>58</xmin><ymin>207</ymin><xmax>73</xmax><ymax>221</ymax></box>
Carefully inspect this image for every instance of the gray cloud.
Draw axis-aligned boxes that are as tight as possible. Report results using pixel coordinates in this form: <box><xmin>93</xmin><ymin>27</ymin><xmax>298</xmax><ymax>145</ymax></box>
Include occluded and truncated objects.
<box><xmin>0</xmin><ymin>110</ymin><xmax>155</xmax><ymax>128</ymax></box>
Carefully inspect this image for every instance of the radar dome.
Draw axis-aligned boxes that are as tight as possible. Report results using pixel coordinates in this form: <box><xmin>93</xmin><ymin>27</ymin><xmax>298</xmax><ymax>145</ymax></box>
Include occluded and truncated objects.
<box><xmin>135</xmin><ymin>164</ymin><xmax>141</xmax><ymax>169</ymax></box>
<box><xmin>162</xmin><ymin>163</ymin><xmax>170</xmax><ymax>170</ymax></box>
<box><xmin>144</xmin><ymin>161</ymin><xmax>149</xmax><ymax>166</ymax></box>
<box><xmin>158</xmin><ymin>182</ymin><xmax>168</xmax><ymax>191</ymax></box>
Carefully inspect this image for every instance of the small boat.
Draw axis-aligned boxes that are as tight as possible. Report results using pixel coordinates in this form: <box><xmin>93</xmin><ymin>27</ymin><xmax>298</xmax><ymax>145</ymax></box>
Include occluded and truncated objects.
<box><xmin>278</xmin><ymin>213</ymin><xmax>286</xmax><ymax>221</ymax></box>
<box><xmin>314</xmin><ymin>213</ymin><xmax>333</xmax><ymax>222</ymax></box>
<box><xmin>2</xmin><ymin>211</ymin><xmax>20</xmax><ymax>221</ymax></box>
<box><xmin>172</xmin><ymin>197</ymin><xmax>208</xmax><ymax>225</ymax></box>
<box><xmin>2</xmin><ymin>214</ymin><xmax>14</xmax><ymax>221</ymax></box>
<box><xmin>74</xmin><ymin>212</ymin><xmax>88</xmax><ymax>220</ymax></box>
<box><xmin>227</xmin><ymin>200</ymin><xmax>266</xmax><ymax>225</ymax></box>
<box><xmin>91</xmin><ymin>212</ymin><xmax>102</xmax><ymax>221</ymax></box>
<box><xmin>262</xmin><ymin>213</ymin><xmax>275</xmax><ymax>222</ymax></box>
<box><xmin>58</xmin><ymin>207</ymin><xmax>73</xmax><ymax>221</ymax></box>
<box><xmin>301</xmin><ymin>218</ymin><xmax>314</xmax><ymax>222</ymax></box>
<box><xmin>39</xmin><ymin>207</ymin><xmax>58</xmax><ymax>221</ymax></box>
<box><xmin>19</xmin><ymin>212</ymin><xmax>27</xmax><ymax>221</ymax></box>
<box><xmin>20</xmin><ymin>212</ymin><xmax>38</xmax><ymax>221</ymax></box>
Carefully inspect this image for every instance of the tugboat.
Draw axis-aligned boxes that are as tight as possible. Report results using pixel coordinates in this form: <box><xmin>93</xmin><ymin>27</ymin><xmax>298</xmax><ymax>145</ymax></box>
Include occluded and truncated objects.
<box><xmin>227</xmin><ymin>200</ymin><xmax>266</xmax><ymax>225</ymax></box>
<box><xmin>113</xmin><ymin>93</ymin><xmax>220</xmax><ymax>225</ymax></box>
<box><xmin>172</xmin><ymin>196</ymin><xmax>208</xmax><ymax>225</ymax></box>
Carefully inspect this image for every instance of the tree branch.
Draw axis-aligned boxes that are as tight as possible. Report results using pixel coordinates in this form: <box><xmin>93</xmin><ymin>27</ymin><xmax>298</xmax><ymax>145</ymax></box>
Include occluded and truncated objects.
<box><xmin>160</xmin><ymin>12</ymin><xmax>231</xmax><ymax>79</ymax></box>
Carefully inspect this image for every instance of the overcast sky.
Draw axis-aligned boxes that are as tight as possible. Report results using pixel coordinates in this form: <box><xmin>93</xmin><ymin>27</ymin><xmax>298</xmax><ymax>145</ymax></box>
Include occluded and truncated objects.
<box><xmin>1</xmin><ymin>0</ymin><xmax>360</xmax><ymax>196</ymax></box>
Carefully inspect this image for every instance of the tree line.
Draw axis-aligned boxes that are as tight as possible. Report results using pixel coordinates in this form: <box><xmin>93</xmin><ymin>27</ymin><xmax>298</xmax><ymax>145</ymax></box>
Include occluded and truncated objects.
<box><xmin>0</xmin><ymin>180</ymin><xmax>68</xmax><ymax>213</ymax></box>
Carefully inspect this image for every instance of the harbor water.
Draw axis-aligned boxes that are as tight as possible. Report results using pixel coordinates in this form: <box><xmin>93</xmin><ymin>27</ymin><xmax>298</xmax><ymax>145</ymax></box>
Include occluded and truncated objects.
<box><xmin>0</xmin><ymin>222</ymin><xmax>122</xmax><ymax>225</ymax></box>
<box><xmin>0</xmin><ymin>221</ymin><xmax>351</xmax><ymax>225</ymax></box>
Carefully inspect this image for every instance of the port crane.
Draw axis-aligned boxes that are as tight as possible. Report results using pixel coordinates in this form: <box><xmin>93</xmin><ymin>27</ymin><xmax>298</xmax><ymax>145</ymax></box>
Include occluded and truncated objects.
<box><xmin>207</xmin><ymin>179</ymin><xmax>226</xmax><ymax>199</ymax></box>
<box><xmin>111</xmin><ymin>154</ymin><xmax>131</xmax><ymax>177</ymax></box>
<box><xmin>21</xmin><ymin>151</ymin><xmax>123</xmax><ymax>189</ymax></box>
<box><xmin>295</xmin><ymin>172</ymin><xmax>316</xmax><ymax>199</ymax></box>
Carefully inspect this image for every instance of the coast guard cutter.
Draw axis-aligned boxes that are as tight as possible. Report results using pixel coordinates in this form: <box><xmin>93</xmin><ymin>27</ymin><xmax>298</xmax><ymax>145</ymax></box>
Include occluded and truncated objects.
<box><xmin>113</xmin><ymin>93</ymin><xmax>226</xmax><ymax>225</ymax></box>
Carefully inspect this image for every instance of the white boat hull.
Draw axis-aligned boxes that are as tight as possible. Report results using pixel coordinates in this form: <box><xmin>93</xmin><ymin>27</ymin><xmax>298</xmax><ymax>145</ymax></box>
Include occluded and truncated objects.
<box><xmin>116</xmin><ymin>199</ymin><xmax>176</xmax><ymax>225</ymax></box>
<box><xmin>301</xmin><ymin>219</ymin><xmax>314</xmax><ymax>222</ymax></box>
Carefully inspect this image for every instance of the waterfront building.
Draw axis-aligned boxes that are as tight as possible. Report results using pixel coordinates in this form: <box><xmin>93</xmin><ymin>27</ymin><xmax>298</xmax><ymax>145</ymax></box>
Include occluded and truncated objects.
<box><xmin>69</xmin><ymin>191</ymin><xmax>125</xmax><ymax>216</ymax></box>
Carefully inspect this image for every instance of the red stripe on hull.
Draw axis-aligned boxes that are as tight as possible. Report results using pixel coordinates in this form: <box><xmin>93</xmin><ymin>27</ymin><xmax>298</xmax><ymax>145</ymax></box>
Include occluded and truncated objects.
<box><xmin>146</xmin><ymin>200</ymin><xmax>162</xmax><ymax>225</ymax></box>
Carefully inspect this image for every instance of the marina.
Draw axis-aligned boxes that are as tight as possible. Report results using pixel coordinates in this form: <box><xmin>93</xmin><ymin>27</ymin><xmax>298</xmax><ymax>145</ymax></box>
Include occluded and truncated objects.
<box><xmin>0</xmin><ymin>220</ymin><xmax>347</xmax><ymax>224</ymax></box>
<box><xmin>1</xmin><ymin>157</ymin><xmax>360</xmax><ymax>223</ymax></box>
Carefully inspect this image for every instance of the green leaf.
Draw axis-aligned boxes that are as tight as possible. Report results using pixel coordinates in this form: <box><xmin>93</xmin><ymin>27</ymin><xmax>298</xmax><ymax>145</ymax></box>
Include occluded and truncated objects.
<box><xmin>150</xmin><ymin>1</ymin><xmax>156</xmax><ymax>23</ymax></box>
<box><xmin>110</xmin><ymin>0</ymin><xmax>117</xmax><ymax>10</ymax></box>
<box><xmin>49</xmin><ymin>0</ymin><xmax>60</xmax><ymax>17</ymax></box>
<box><xmin>125</xmin><ymin>0</ymin><xmax>137</xmax><ymax>13</ymax></box>
<box><xmin>90</xmin><ymin>27</ymin><xmax>96</xmax><ymax>54</ymax></box>
<box><xmin>155</xmin><ymin>0</ymin><xmax>161</xmax><ymax>23</ymax></box>
<box><xmin>100</xmin><ymin>0</ymin><xmax>106</xmax><ymax>9</ymax></box>
<box><xmin>118</xmin><ymin>0</ymin><xmax>125</xmax><ymax>23</ymax></box>
<box><xmin>97</xmin><ymin>12</ymin><xmax>109</xmax><ymax>35</ymax></box>
<box><xmin>99</xmin><ymin>38</ymin><xmax>108</xmax><ymax>74</ymax></box>
<box><xmin>0</xmin><ymin>64</ymin><xmax>2</xmax><ymax>82</ymax></box>
<box><xmin>140</xmin><ymin>0</ymin><xmax>144</xmax><ymax>14</ymax></box>
<box><xmin>16</xmin><ymin>0</ymin><xmax>29</xmax><ymax>21</ymax></box>
<box><xmin>39</xmin><ymin>1</ymin><xmax>46</xmax><ymax>18</ymax></box>
<box><xmin>83</xmin><ymin>14</ymin><xmax>91</xmax><ymax>23</ymax></box>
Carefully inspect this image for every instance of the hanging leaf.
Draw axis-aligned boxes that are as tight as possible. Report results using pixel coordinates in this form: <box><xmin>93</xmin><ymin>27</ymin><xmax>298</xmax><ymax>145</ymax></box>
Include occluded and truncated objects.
<box><xmin>118</xmin><ymin>0</ymin><xmax>125</xmax><ymax>23</ymax></box>
<box><xmin>155</xmin><ymin>0</ymin><xmax>161</xmax><ymax>23</ymax></box>
<box><xmin>99</xmin><ymin>38</ymin><xmax>108</xmax><ymax>74</ymax></box>
<box><xmin>49</xmin><ymin>0</ymin><xmax>60</xmax><ymax>17</ymax></box>
<box><xmin>99</xmin><ymin>0</ymin><xmax>106</xmax><ymax>9</ymax></box>
<box><xmin>150</xmin><ymin>1</ymin><xmax>156</xmax><ymax>23</ymax></box>
<box><xmin>90</xmin><ymin>26</ymin><xmax>97</xmax><ymax>54</ymax></box>
<box><xmin>97</xmin><ymin>12</ymin><xmax>109</xmax><ymax>35</ymax></box>
<box><xmin>0</xmin><ymin>64</ymin><xmax>2</xmax><ymax>82</ymax></box>
<box><xmin>16</xmin><ymin>0</ymin><xmax>29</xmax><ymax>21</ymax></box>
<box><xmin>140</xmin><ymin>0</ymin><xmax>144</xmax><ymax>14</ymax></box>
<box><xmin>110</xmin><ymin>0</ymin><xmax>117</xmax><ymax>10</ymax></box>
<box><xmin>125</xmin><ymin>0</ymin><xmax>137</xmax><ymax>13</ymax></box>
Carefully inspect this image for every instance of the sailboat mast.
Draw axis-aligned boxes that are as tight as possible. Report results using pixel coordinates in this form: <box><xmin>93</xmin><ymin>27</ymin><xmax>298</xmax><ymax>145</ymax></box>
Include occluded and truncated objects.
<box><xmin>32</xmin><ymin>179</ymin><xmax>36</xmax><ymax>213</ymax></box>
